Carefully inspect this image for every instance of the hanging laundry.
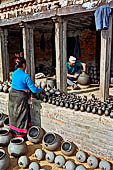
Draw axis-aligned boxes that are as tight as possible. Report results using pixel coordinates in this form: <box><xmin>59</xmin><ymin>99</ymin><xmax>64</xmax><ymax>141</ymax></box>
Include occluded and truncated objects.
<box><xmin>94</xmin><ymin>5</ymin><xmax>111</xmax><ymax>31</ymax></box>
<box><xmin>40</xmin><ymin>33</ymin><xmax>45</xmax><ymax>51</ymax></box>
<box><xmin>73</xmin><ymin>35</ymin><xmax>81</xmax><ymax>59</ymax></box>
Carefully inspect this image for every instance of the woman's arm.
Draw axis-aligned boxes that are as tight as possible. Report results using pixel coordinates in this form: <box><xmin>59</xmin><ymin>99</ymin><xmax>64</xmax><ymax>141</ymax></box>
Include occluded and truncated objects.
<box><xmin>82</xmin><ymin>63</ymin><xmax>86</xmax><ymax>72</ymax></box>
<box><xmin>25</xmin><ymin>75</ymin><xmax>42</xmax><ymax>93</ymax></box>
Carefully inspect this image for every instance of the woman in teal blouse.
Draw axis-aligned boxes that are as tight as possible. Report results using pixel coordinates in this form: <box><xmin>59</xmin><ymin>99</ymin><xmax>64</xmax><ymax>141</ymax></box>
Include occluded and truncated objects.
<box><xmin>8</xmin><ymin>58</ymin><xmax>43</xmax><ymax>139</ymax></box>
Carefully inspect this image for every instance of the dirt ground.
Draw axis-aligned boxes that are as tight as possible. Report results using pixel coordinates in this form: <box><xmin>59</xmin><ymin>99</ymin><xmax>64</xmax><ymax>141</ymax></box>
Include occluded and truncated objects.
<box><xmin>1</xmin><ymin>141</ymin><xmax>113</xmax><ymax>170</ymax></box>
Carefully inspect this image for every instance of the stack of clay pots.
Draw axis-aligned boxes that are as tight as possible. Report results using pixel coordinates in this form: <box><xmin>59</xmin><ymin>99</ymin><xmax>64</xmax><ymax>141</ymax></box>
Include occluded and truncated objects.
<box><xmin>0</xmin><ymin>80</ymin><xmax>12</xmax><ymax>93</ymax></box>
<box><xmin>87</xmin><ymin>66</ymin><xmax>100</xmax><ymax>84</ymax></box>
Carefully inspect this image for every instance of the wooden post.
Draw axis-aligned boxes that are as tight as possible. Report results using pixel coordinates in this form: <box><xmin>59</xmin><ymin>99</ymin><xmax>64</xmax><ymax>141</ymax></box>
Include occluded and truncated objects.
<box><xmin>100</xmin><ymin>15</ymin><xmax>112</xmax><ymax>101</ymax></box>
<box><xmin>4</xmin><ymin>29</ymin><xmax>9</xmax><ymax>80</ymax></box>
<box><xmin>0</xmin><ymin>28</ymin><xmax>8</xmax><ymax>82</ymax></box>
<box><xmin>22</xmin><ymin>26</ymin><xmax>31</xmax><ymax>76</ymax></box>
<box><xmin>55</xmin><ymin>18</ymin><xmax>67</xmax><ymax>92</ymax></box>
<box><xmin>62</xmin><ymin>20</ymin><xmax>67</xmax><ymax>92</ymax></box>
<box><xmin>29</xmin><ymin>28</ymin><xmax>35</xmax><ymax>83</ymax></box>
<box><xmin>22</xmin><ymin>24</ymin><xmax>35</xmax><ymax>83</ymax></box>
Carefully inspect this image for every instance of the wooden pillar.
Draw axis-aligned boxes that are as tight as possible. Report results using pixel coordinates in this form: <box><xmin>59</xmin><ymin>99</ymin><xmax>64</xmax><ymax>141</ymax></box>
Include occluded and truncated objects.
<box><xmin>29</xmin><ymin>28</ymin><xmax>35</xmax><ymax>83</ymax></box>
<box><xmin>0</xmin><ymin>28</ymin><xmax>9</xmax><ymax>82</ymax></box>
<box><xmin>100</xmin><ymin>15</ymin><xmax>112</xmax><ymax>101</ymax></box>
<box><xmin>22</xmin><ymin>24</ymin><xmax>35</xmax><ymax>82</ymax></box>
<box><xmin>55</xmin><ymin>18</ymin><xmax>67</xmax><ymax>92</ymax></box>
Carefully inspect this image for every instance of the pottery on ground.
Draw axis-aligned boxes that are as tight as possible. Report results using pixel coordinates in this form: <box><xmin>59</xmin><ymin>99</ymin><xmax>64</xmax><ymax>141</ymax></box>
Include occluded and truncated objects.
<box><xmin>87</xmin><ymin>156</ymin><xmax>99</xmax><ymax>169</ymax></box>
<box><xmin>42</xmin><ymin>132</ymin><xmax>60</xmax><ymax>151</ymax></box>
<box><xmin>61</xmin><ymin>141</ymin><xmax>75</xmax><ymax>156</ymax></box>
<box><xmin>76</xmin><ymin>151</ymin><xmax>87</xmax><ymax>163</ymax></box>
<box><xmin>3</xmin><ymin>117</ymin><xmax>10</xmax><ymax>129</ymax></box>
<box><xmin>63</xmin><ymin>160</ymin><xmax>76</xmax><ymax>170</ymax></box>
<box><xmin>34</xmin><ymin>149</ymin><xmax>45</xmax><ymax>161</ymax></box>
<box><xmin>0</xmin><ymin>149</ymin><xmax>10</xmax><ymax>170</ymax></box>
<box><xmin>99</xmin><ymin>160</ymin><xmax>111</xmax><ymax>170</ymax></box>
<box><xmin>18</xmin><ymin>155</ymin><xmax>30</xmax><ymax>168</ymax></box>
<box><xmin>0</xmin><ymin>128</ymin><xmax>12</xmax><ymax>146</ymax></box>
<box><xmin>29</xmin><ymin>162</ymin><xmax>40</xmax><ymax>170</ymax></box>
<box><xmin>76</xmin><ymin>165</ymin><xmax>86</xmax><ymax>170</ymax></box>
<box><xmin>8</xmin><ymin>137</ymin><xmax>27</xmax><ymax>157</ymax></box>
<box><xmin>46</xmin><ymin>151</ymin><xmax>55</xmax><ymax>163</ymax></box>
<box><xmin>27</xmin><ymin>126</ymin><xmax>44</xmax><ymax>144</ymax></box>
<box><xmin>55</xmin><ymin>155</ymin><xmax>66</xmax><ymax>168</ymax></box>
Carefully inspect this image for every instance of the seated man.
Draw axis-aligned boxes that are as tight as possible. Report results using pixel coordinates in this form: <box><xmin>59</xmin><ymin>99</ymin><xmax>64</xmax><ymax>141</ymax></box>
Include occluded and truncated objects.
<box><xmin>67</xmin><ymin>56</ymin><xmax>86</xmax><ymax>89</ymax></box>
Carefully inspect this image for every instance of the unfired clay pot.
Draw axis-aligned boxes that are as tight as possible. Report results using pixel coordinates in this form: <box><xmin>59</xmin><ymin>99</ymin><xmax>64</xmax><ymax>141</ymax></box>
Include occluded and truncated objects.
<box><xmin>77</xmin><ymin>72</ymin><xmax>90</xmax><ymax>85</ymax></box>
<box><xmin>99</xmin><ymin>160</ymin><xmax>111</xmax><ymax>170</ymax></box>
<box><xmin>8</xmin><ymin>137</ymin><xmax>27</xmax><ymax>157</ymax></box>
<box><xmin>18</xmin><ymin>155</ymin><xmax>30</xmax><ymax>168</ymax></box>
<box><xmin>76</xmin><ymin>165</ymin><xmax>86</xmax><ymax>170</ymax></box>
<box><xmin>61</xmin><ymin>141</ymin><xmax>75</xmax><ymax>156</ymax></box>
<box><xmin>55</xmin><ymin>155</ymin><xmax>66</xmax><ymax>168</ymax></box>
<box><xmin>87</xmin><ymin>156</ymin><xmax>99</xmax><ymax>169</ymax></box>
<box><xmin>63</xmin><ymin>160</ymin><xmax>76</xmax><ymax>170</ymax></box>
<box><xmin>42</xmin><ymin>132</ymin><xmax>60</xmax><ymax>151</ymax></box>
<box><xmin>46</xmin><ymin>151</ymin><xmax>55</xmax><ymax>163</ymax></box>
<box><xmin>34</xmin><ymin>149</ymin><xmax>45</xmax><ymax>161</ymax></box>
<box><xmin>29</xmin><ymin>162</ymin><xmax>40</xmax><ymax>170</ymax></box>
<box><xmin>27</xmin><ymin>126</ymin><xmax>44</xmax><ymax>144</ymax></box>
<box><xmin>0</xmin><ymin>128</ymin><xmax>12</xmax><ymax>146</ymax></box>
<box><xmin>76</xmin><ymin>151</ymin><xmax>87</xmax><ymax>163</ymax></box>
<box><xmin>0</xmin><ymin>149</ymin><xmax>10</xmax><ymax>170</ymax></box>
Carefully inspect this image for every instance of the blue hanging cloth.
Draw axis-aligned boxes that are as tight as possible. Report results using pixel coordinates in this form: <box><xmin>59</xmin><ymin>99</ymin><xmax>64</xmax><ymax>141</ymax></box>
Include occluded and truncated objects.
<box><xmin>94</xmin><ymin>5</ymin><xmax>111</xmax><ymax>31</ymax></box>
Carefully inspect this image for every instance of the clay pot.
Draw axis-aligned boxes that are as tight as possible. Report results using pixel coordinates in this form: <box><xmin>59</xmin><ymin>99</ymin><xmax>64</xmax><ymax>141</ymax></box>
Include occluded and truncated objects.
<box><xmin>29</xmin><ymin>162</ymin><xmax>40</xmax><ymax>170</ymax></box>
<box><xmin>63</xmin><ymin>160</ymin><xmax>76</xmax><ymax>170</ymax></box>
<box><xmin>55</xmin><ymin>155</ymin><xmax>66</xmax><ymax>168</ymax></box>
<box><xmin>8</xmin><ymin>137</ymin><xmax>27</xmax><ymax>157</ymax></box>
<box><xmin>3</xmin><ymin>117</ymin><xmax>9</xmax><ymax>129</ymax></box>
<box><xmin>18</xmin><ymin>156</ymin><xmax>30</xmax><ymax>168</ymax></box>
<box><xmin>42</xmin><ymin>132</ymin><xmax>60</xmax><ymax>151</ymax></box>
<box><xmin>0</xmin><ymin>128</ymin><xmax>12</xmax><ymax>146</ymax></box>
<box><xmin>61</xmin><ymin>141</ymin><xmax>75</xmax><ymax>156</ymax></box>
<box><xmin>8</xmin><ymin>87</ymin><xmax>12</xmax><ymax>93</ymax></box>
<box><xmin>52</xmin><ymin>98</ymin><xmax>56</xmax><ymax>105</ymax></box>
<box><xmin>49</xmin><ymin>89</ymin><xmax>55</xmax><ymax>96</ymax></box>
<box><xmin>80</xmin><ymin>104</ymin><xmax>85</xmax><ymax>112</ymax></box>
<box><xmin>0</xmin><ymin>113</ymin><xmax>4</xmax><ymax>127</ymax></box>
<box><xmin>43</xmin><ymin>97</ymin><xmax>47</xmax><ymax>103</ymax></box>
<box><xmin>3</xmin><ymin>85</ymin><xmax>8</xmax><ymax>93</ymax></box>
<box><xmin>105</xmin><ymin>108</ymin><xmax>110</xmax><ymax>116</ymax></box>
<box><xmin>0</xmin><ymin>149</ymin><xmax>10</xmax><ymax>170</ymax></box>
<box><xmin>76</xmin><ymin>151</ymin><xmax>86</xmax><ymax>163</ymax></box>
<box><xmin>27</xmin><ymin>126</ymin><xmax>44</xmax><ymax>144</ymax></box>
<box><xmin>70</xmin><ymin>102</ymin><xmax>74</xmax><ymax>109</ymax></box>
<box><xmin>34</xmin><ymin>149</ymin><xmax>45</xmax><ymax>161</ymax></box>
<box><xmin>55</xmin><ymin>90</ymin><xmax>61</xmax><ymax>96</ymax></box>
<box><xmin>110</xmin><ymin>111</ymin><xmax>113</xmax><ymax>118</ymax></box>
<box><xmin>77</xmin><ymin>72</ymin><xmax>90</xmax><ymax>85</ymax></box>
<box><xmin>47</xmin><ymin>78</ymin><xmax>55</xmax><ymax>88</ymax></box>
<box><xmin>0</xmin><ymin>84</ymin><xmax>3</xmax><ymax>92</ymax></box>
<box><xmin>46</xmin><ymin>151</ymin><xmax>55</xmax><ymax>163</ymax></box>
<box><xmin>86</xmin><ymin>105</ymin><xmax>91</xmax><ymax>112</ymax></box>
<box><xmin>97</xmin><ymin>107</ymin><xmax>103</xmax><ymax>115</ymax></box>
<box><xmin>65</xmin><ymin>101</ymin><xmax>69</xmax><ymax>108</ymax></box>
<box><xmin>74</xmin><ymin>104</ymin><xmax>79</xmax><ymax>111</ymax></box>
<box><xmin>92</xmin><ymin>107</ymin><xmax>97</xmax><ymax>114</ymax></box>
<box><xmin>99</xmin><ymin>160</ymin><xmax>111</xmax><ymax>170</ymax></box>
<box><xmin>60</xmin><ymin>101</ymin><xmax>64</xmax><ymax>107</ymax></box>
<box><xmin>87</xmin><ymin>156</ymin><xmax>99</xmax><ymax>169</ymax></box>
<box><xmin>48</xmin><ymin>97</ymin><xmax>52</xmax><ymax>104</ymax></box>
<box><xmin>76</xmin><ymin>165</ymin><xmax>86</xmax><ymax>170</ymax></box>
<box><xmin>56</xmin><ymin>100</ymin><xmax>60</xmax><ymax>106</ymax></box>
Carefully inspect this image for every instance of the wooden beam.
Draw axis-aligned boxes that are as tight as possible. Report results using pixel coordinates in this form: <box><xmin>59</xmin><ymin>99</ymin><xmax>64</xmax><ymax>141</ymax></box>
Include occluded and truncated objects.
<box><xmin>0</xmin><ymin>28</ymin><xmax>9</xmax><ymax>82</ymax></box>
<box><xmin>62</xmin><ymin>20</ymin><xmax>67</xmax><ymax>92</ymax></box>
<box><xmin>100</xmin><ymin>14</ymin><xmax>112</xmax><ymax>101</ymax></box>
<box><xmin>22</xmin><ymin>26</ymin><xmax>31</xmax><ymax>76</ymax></box>
<box><xmin>55</xmin><ymin>18</ymin><xmax>67</xmax><ymax>92</ymax></box>
<box><xmin>29</xmin><ymin>28</ymin><xmax>35</xmax><ymax>83</ymax></box>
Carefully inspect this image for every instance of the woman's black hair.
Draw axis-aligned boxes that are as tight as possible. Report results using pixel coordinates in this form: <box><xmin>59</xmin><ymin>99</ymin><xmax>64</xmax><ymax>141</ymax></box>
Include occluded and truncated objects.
<box><xmin>15</xmin><ymin>58</ymin><xmax>26</xmax><ymax>69</ymax></box>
